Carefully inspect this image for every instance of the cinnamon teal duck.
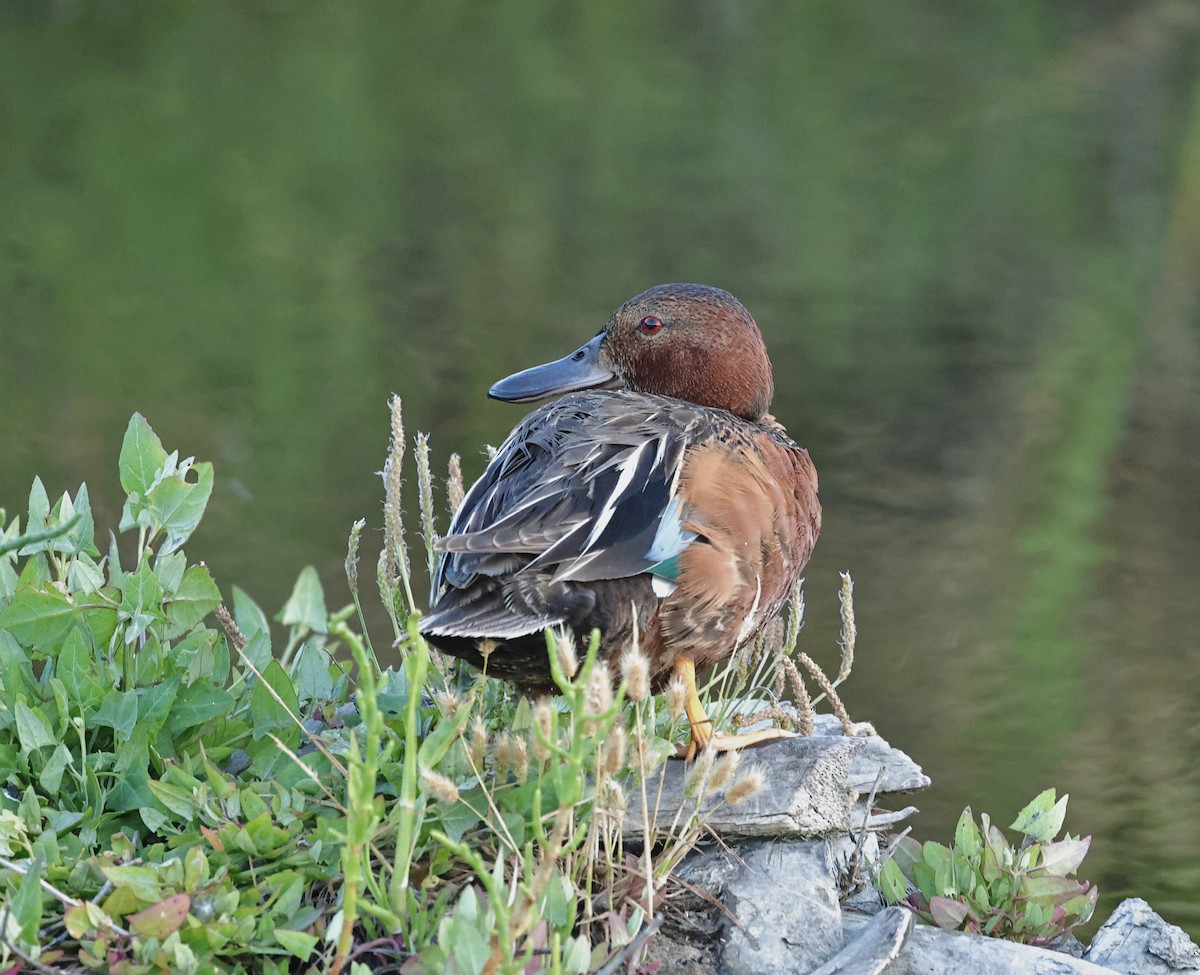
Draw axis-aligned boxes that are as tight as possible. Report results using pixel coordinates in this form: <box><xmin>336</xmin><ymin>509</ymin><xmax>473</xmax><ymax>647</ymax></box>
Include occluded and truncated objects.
<box><xmin>419</xmin><ymin>283</ymin><xmax>821</xmax><ymax>757</ymax></box>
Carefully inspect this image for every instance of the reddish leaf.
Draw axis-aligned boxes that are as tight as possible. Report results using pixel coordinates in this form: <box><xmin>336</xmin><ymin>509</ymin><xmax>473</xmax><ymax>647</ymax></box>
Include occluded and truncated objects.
<box><xmin>128</xmin><ymin>893</ymin><xmax>191</xmax><ymax>939</ymax></box>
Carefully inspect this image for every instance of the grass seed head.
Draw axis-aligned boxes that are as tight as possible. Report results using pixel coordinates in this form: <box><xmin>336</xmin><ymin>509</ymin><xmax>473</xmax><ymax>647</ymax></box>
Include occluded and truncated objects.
<box><xmin>470</xmin><ymin>716</ymin><xmax>488</xmax><ymax>769</ymax></box>
<box><xmin>602</xmin><ymin>724</ymin><xmax>627</xmax><ymax>777</ymax></box>
<box><xmin>684</xmin><ymin>747</ymin><xmax>716</xmax><ymax>798</ymax></box>
<box><xmin>553</xmin><ymin>628</ymin><xmax>579</xmax><ymax>681</ymax></box>
<box><xmin>532</xmin><ymin>699</ymin><xmax>554</xmax><ymax>761</ymax></box>
<box><xmin>666</xmin><ymin>675</ymin><xmax>688</xmax><ymax>718</ymax></box>
<box><xmin>420</xmin><ymin>768</ymin><xmax>460</xmax><ymax>804</ymax></box>
<box><xmin>726</xmin><ymin>767</ymin><xmax>765</xmax><ymax>806</ymax></box>
<box><xmin>709</xmin><ymin>750</ymin><xmax>741</xmax><ymax>793</ymax></box>
<box><xmin>584</xmin><ymin>661</ymin><xmax>613</xmax><ymax>719</ymax></box>
<box><xmin>620</xmin><ymin>647</ymin><xmax>651</xmax><ymax>702</ymax></box>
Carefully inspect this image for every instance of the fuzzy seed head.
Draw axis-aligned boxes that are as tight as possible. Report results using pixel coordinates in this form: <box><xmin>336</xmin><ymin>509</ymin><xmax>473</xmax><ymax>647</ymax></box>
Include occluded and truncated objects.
<box><xmin>621</xmin><ymin>647</ymin><xmax>651</xmax><ymax>702</ymax></box>
<box><xmin>601</xmin><ymin>724</ymin><xmax>627</xmax><ymax>777</ymax></box>
<box><xmin>602</xmin><ymin>779</ymin><xmax>628</xmax><ymax>816</ymax></box>
<box><xmin>584</xmin><ymin>661</ymin><xmax>613</xmax><ymax>719</ymax></box>
<box><xmin>434</xmin><ymin>690</ymin><xmax>461</xmax><ymax>716</ymax></box>
<box><xmin>532</xmin><ymin>700</ymin><xmax>554</xmax><ymax>761</ymax></box>
<box><xmin>510</xmin><ymin>734</ymin><xmax>529</xmax><ymax>783</ymax></box>
<box><xmin>494</xmin><ymin>733</ymin><xmax>514</xmax><ymax>777</ymax></box>
<box><xmin>420</xmin><ymin>768</ymin><xmax>460</xmax><ymax>804</ymax></box>
<box><xmin>447</xmin><ymin>453</ymin><xmax>466</xmax><ymax>516</ymax></box>
<box><xmin>684</xmin><ymin>747</ymin><xmax>716</xmax><ymax>798</ymax></box>
<box><xmin>553</xmin><ymin>628</ymin><xmax>579</xmax><ymax>681</ymax></box>
<box><xmin>709</xmin><ymin>750</ymin><xmax>741</xmax><ymax>793</ymax></box>
<box><xmin>666</xmin><ymin>675</ymin><xmax>688</xmax><ymax>719</ymax></box>
<box><xmin>469</xmin><ymin>716</ymin><xmax>488</xmax><ymax>769</ymax></box>
<box><xmin>725</xmin><ymin>767</ymin><xmax>765</xmax><ymax>806</ymax></box>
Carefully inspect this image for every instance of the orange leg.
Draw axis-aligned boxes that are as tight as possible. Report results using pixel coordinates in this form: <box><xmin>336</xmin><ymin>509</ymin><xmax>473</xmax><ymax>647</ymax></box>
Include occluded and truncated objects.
<box><xmin>673</xmin><ymin>656</ymin><xmax>797</xmax><ymax>760</ymax></box>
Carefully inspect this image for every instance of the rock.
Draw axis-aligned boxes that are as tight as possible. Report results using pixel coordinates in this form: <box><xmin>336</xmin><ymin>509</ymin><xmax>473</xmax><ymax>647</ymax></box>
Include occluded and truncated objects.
<box><xmin>1084</xmin><ymin>898</ymin><xmax>1200</xmax><ymax>974</ymax></box>
<box><xmin>809</xmin><ymin>906</ymin><xmax>914</xmax><ymax>975</ymax></box>
<box><xmin>714</xmin><ymin>839</ymin><xmax>844</xmax><ymax>975</ymax></box>
<box><xmin>733</xmin><ymin>705</ymin><xmax>931</xmax><ymax>795</ymax></box>
<box><xmin>841</xmin><ymin>911</ymin><xmax>1124</xmax><ymax>974</ymax></box>
<box><xmin>625</xmin><ymin>736</ymin><xmax>863</xmax><ymax>840</ymax></box>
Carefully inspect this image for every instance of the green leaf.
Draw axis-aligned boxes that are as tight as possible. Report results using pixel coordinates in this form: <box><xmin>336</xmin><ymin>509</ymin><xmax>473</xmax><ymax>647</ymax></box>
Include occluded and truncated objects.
<box><xmin>14</xmin><ymin>700</ymin><xmax>56</xmax><ymax>752</ymax></box>
<box><xmin>1012</xmin><ymin>789</ymin><xmax>1067</xmax><ymax>843</ymax></box>
<box><xmin>147</xmin><ymin>461</ymin><xmax>214</xmax><ymax>554</ymax></box>
<box><xmin>251</xmin><ymin>660</ymin><xmax>301</xmax><ymax>741</ymax></box>
<box><xmin>954</xmin><ymin>807</ymin><xmax>983</xmax><ymax>859</ymax></box>
<box><xmin>292</xmin><ymin>639</ymin><xmax>335</xmax><ymax>703</ymax></box>
<box><xmin>119</xmin><ymin>557</ymin><xmax>165</xmax><ymax>645</ymax></box>
<box><xmin>153</xmin><ymin>550</ymin><xmax>187</xmax><ymax>594</ymax></box>
<box><xmin>136</xmin><ymin>677</ymin><xmax>181</xmax><ymax>738</ymax></box>
<box><xmin>166</xmin><ymin>682</ymin><xmax>234</xmax><ymax>735</ymax></box>
<box><xmin>1038</xmin><ymin>836</ymin><xmax>1091</xmax><ymax>877</ymax></box>
<box><xmin>57</xmin><ymin>628</ymin><xmax>107</xmax><ymax>709</ymax></box>
<box><xmin>232</xmin><ymin>585</ymin><xmax>270</xmax><ymax>645</ymax></box>
<box><xmin>109</xmin><ymin>728</ymin><xmax>153</xmax><ymax>811</ymax></box>
<box><xmin>274</xmin><ymin>929</ymin><xmax>319</xmax><ymax>960</ymax></box>
<box><xmin>93</xmin><ymin>689</ymin><xmax>139</xmax><ymax>737</ymax></box>
<box><xmin>119</xmin><ymin>413</ymin><xmax>169</xmax><ymax>497</ymax></box>
<box><xmin>10</xmin><ymin>853</ymin><xmax>44</xmax><ymax>948</ymax></box>
<box><xmin>877</xmin><ymin>857</ymin><xmax>910</xmax><ymax>903</ymax></box>
<box><xmin>0</xmin><ymin>587</ymin><xmax>77</xmax><ymax>648</ymax></box>
<box><xmin>278</xmin><ymin>566</ymin><xmax>328</xmax><ymax>634</ymax></box>
<box><xmin>164</xmin><ymin>565</ymin><xmax>221</xmax><ymax>638</ymax></box>
<box><xmin>39</xmin><ymin>743</ymin><xmax>72</xmax><ymax>796</ymax></box>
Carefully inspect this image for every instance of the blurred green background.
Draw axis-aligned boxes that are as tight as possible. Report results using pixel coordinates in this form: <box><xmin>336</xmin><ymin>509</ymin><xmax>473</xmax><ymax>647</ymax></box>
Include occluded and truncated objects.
<box><xmin>2</xmin><ymin>0</ymin><xmax>1199</xmax><ymax>937</ymax></box>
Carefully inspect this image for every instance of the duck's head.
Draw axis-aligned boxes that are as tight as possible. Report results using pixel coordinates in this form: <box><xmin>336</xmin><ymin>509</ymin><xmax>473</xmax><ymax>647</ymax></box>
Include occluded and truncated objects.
<box><xmin>489</xmin><ymin>283</ymin><xmax>774</xmax><ymax>421</ymax></box>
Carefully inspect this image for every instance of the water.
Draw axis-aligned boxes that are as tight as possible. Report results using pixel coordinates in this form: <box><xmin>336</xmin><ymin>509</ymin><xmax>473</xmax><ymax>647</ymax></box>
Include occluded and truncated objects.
<box><xmin>2</xmin><ymin>0</ymin><xmax>1199</xmax><ymax>938</ymax></box>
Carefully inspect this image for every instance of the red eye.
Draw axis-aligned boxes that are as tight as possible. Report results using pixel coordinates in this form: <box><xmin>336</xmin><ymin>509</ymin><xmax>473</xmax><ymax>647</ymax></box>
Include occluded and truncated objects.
<box><xmin>639</xmin><ymin>315</ymin><xmax>663</xmax><ymax>335</ymax></box>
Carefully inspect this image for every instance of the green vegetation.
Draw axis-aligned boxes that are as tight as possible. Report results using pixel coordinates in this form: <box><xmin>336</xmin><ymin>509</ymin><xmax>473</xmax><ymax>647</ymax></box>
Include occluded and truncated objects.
<box><xmin>0</xmin><ymin>406</ymin><xmax>822</xmax><ymax>974</ymax></box>
<box><xmin>878</xmin><ymin>789</ymin><xmax>1099</xmax><ymax>945</ymax></box>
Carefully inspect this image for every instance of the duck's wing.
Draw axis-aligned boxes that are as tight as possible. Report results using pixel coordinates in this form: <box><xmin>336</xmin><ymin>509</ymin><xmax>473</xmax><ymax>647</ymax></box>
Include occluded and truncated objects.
<box><xmin>429</xmin><ymin>391</ymin><xmax>701</xmax><ymax>604</ymax></box>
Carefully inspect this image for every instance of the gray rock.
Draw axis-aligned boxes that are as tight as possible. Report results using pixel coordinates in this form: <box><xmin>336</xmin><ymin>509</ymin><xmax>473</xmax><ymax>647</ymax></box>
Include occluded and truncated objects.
<box><xmin>1084</xmin><ymin>898</ymin><xmax>1200</xmax><ymax>974</ymax></box>
<box><xmin>731</xmin><ymin>705</ymin><xmax>931</xmax><ymax>795</ymax></box>
<box><xmin>716</xmin><ymin>839</ymin><xmax>844</xmax><ymax>975</ymax></box>
<box><xmin>625</xmin><ymin>736</ymin><xmax>863</xmax><ymax>840</ymax></box>
<box><xmin>810</xmin><ymin>906</ymin><xmax>914</xmax><ymax>975</ymax></box>
<box><xmin>841</xmin><ymin>912</ymin><xmax>1124</xmax><ymax>975</ymax></box>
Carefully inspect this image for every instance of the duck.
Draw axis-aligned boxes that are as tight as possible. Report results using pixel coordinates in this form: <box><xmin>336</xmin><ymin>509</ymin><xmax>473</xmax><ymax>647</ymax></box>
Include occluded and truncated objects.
<box><xmin>419</xmin><ymin>283</ymin><xmax>820</xmax><ymax>758</ymax></box>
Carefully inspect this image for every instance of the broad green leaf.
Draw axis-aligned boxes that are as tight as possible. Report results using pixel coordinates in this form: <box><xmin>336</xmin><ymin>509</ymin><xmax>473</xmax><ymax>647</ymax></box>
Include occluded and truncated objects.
<box><xmin>56</xmin><ymin>628</ymin><xmax>106</xmax><ymax>709</ymax></box>
<box><xmin>274</xmin><ymin>929</ymin><xmax>319</xmax><ymax>960</ymax></box>
<box><xmin>109</xmin><ymin>728</ymin><xmax>153</xmax><ymax>811</ymax></box>
<box><xmin>164</xmin><ymin>565</ymin><xmax>221</xmax><ymax>638</ymax></box>
<box><xmin>153</xmin><ymin>550</ymin><xmax>187</xmax><ymax>595</ymax></box>
<box><xmin>14</xmin><ymin>700</ymin><xmax>56</xmax><ymax>752</ymax></box>
<box><xmin>1011</xmin><ymin>788</ymin><xmax>1067</xmax><ymax>843</ymax></box>
<box><xmin>99</xmin><ymin>862</ymin><xmax>163</xmax><ymax>902</ymax></box>
<box><xmin>136</xmin><ymin>677</ymin><xmax>181</xmax><ymax>738</ymax></box>
<box><xmin>39</xmin><ymin>743</ymin><xmax>72</xmax><ymax>796</ymax></box>
<box><xmin>0</xmin><ymin>631</ymin><xmax>35</xmax><ymax>700</ymax></box>
<box><xmin>251</xmin><ymin>659</ymin><xmax>301</xmax><ymax>741</ymax></box>
<box><xmin>0</xmin><ymin>587</ymin><xmax>77</xmax><ymax>648</ymax></box>
<box><xmin>232</xmin><ymin>585</ymin><xmax>270</xmax><ymax>645</ymax></box>
<box><xmin>292</xmin><ymin>639</ymin><xmax>335</xmax><ymax>702</ymax></box>
<box><xmin>147</xmin><ymin>461</ymin><xmax>214</xmax><ymax>554</ymax></box>
<box><xmin>166</xmin><ymin>682</ymin><xmax>233</xmax><ymax>735</ymax></box>
<box><xmin>278</xmin><ymin>566</ymin><xmax>328</xmax><ymax>633</ymax></box>
<box><xmin>119</xmin><ymin>558</ymin><xmax>164</xmax><ymax>645</ymax></box>
<box><xmin>119</xmin><ymin>413</ymin><xmax>169</xmax><ymax>497</ymax></box>
<box><xmin>10</xmin><ymin>853</ymin><xmax>44</xmax><ymax>947</ymax></box>
<box><xmin>877</xmin><ymin>857</ymin><xmax>910</xmax><ymax>903</ymax></box>
<box><xmin>1038</xmin><ymin>836</ymin><xmax>1091</xmax><ymax>877</ymax></box>
<box><xmin>93</xmin><ymin>689</ymin><xmax>139</xmax><ymax>737</ymax></box>
<box><xmin>955</xmin><ymin>807</ymin><xmax>983</xmax><ymax>859</ymax></box>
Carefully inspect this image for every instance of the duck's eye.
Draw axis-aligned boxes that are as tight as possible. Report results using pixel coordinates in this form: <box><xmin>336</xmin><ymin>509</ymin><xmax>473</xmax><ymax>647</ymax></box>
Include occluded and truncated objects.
<box><xmin>639</xmin><ymin>315</ymin><xmax>663</xmax><ymax>335</ymax></box>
